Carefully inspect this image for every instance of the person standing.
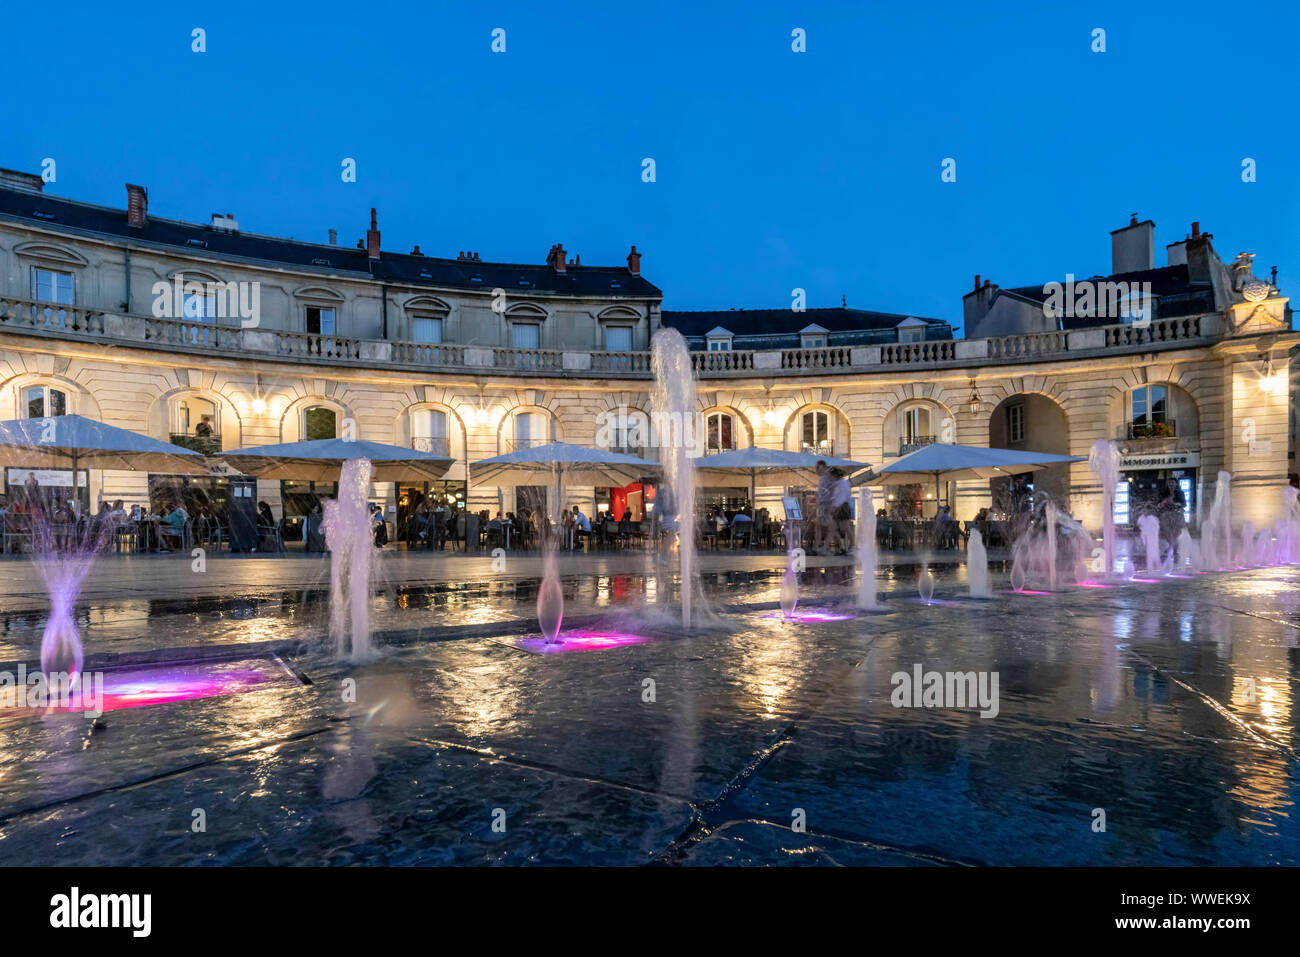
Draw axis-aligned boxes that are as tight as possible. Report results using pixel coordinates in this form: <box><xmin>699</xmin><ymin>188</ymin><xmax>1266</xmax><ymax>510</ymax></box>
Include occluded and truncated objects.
<box><xmin>830</xmin><ymin>467</ymin><xmax>853</xmax><ymax>553</ymax></box>
<box><xmin>813</xmin><ymin>460</ymin><xmax>833</xmax><ymax>554</ymax></box>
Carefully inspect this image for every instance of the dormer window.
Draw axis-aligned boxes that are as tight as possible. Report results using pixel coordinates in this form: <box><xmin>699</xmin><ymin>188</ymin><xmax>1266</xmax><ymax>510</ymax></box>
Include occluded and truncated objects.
<box><xmin>799</xmin><ymin>323</ymin><xmax>829</xmax><ymax>349</ymax></box>
<box><xmin>895</xmin><ymin>316</ymin><xmax>928</xmax><ymax>343</ymax></box>
<box><xmin>705</xmin><ymin>326</ymin><xmax>734</xmax><ymax>351</ymax></box>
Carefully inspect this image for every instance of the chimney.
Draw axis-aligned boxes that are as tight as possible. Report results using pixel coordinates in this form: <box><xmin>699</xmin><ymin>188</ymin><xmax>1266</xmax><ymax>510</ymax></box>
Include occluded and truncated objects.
<box><xmin>411</xmin><ymin>245</ymin><xmax>422</xmax><ymax>256</ymax></box>
<box><xmin>962</xmin><ymin>276</ymin><xmax>998</xmax><ymax>337</ymax></box>
<box><xmin>211</xmin><ymin>213</ymin><xmax>239</xmax><ymax>232</ymax></box>
<box><xmin>547</xmin><ymin>243</ymin><xmax>567</xmax><ymax>273</ymax></box>
<box><xmin>366</xmin><ymin>208</ymin><xmax>380</xmax><ymax>259</ymax></box>
<box><xmin>627</xmin><ymin>245</ymin><xmax>641</xmax><ymax>276</ymax></box>
<box><xmin>126</xmin><ymin>184</ymin><xmax>148</xmax><ymax>228</ymax></box>
<box><xmin>0</xmin><ymin>168</ymin><xmax>44</xmax><ymax>192</ymax></box>
<box><xmin>328</xmin><ymin>229</ymin><xmax>337</xmax><ymax>245</ymax></box>
<box><xmin>1110</xmin><ymin>213</ymin><xmax>1154</xmax><ymax>274</ymax></box>
<box><xmin>1185</xmin><ymin>222</ymin><xmax>1216</xmax><ymax>285</ymax></box>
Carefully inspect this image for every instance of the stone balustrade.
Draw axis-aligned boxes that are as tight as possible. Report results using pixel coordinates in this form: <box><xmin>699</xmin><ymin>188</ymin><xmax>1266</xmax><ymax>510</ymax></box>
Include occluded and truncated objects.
<box><xmin>0</xmin><ymin>295</ymin><xmax>1224</xmax><ymax>380</ymax></box>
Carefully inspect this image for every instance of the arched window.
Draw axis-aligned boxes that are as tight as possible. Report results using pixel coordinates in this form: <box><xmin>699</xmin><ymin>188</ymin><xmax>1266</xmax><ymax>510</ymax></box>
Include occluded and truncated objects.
<box><xmin>303</xmin><ymin>406</ymin><xmax>338</xmax><ymax>440</ymax></box>
<box><xmin>412</xmin><ymin>409</ymin><xmax>449</xmax><ymax>456</ymax></box>
<box><xmin>900</xmin><ymin>405</ymin><xmax>934</xmax><ymax>453</ymax></box>
<box><xmin>706</xmin><ymin>411</ymin><xmax>735</xmax><ymax>454</ymax></box>
<box><xmin>602</xmin><ymin>409</ymin><xmax>648</xmax><ymax>453</ymax></box>
<box><xmin>26</xmin><ymin>385</ymin><xmax>67</xmax><ymax>418</ymax></box>
<box><xmin>511</xmin><ymin>410</ymin><xmax>550</xmax><ymax>450</ymax></box>
<box><xmin>1130</xmin><ymin>384</ymin><xmax>1170</xmax><ymax>436</ymax></box>
<box><xmin>801</xmin><ymin>410</ymin><xmax>830</xmax><ymax>454</ymax></box>
<box><xmin>171</xmin><ymin>396</ymin><xmax>222</xmax><ymax>452</ymax></box>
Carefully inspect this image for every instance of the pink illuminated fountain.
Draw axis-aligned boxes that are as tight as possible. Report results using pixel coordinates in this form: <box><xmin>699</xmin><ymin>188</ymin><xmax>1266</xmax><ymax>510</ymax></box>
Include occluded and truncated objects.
<box><xmin>1089</xmin><ymin>439</ymin><xmax>1122</xmax><ymax>580</ymax></box>
<box><xmin>1197</xmin><ymin>472</ymin><xmax>1233</xmax><ymax>571</ymax></box>
<box><xmin>34</xmin><ymin>513</ymin><xmax>115</xmax><ymax>685</ymax></box>
<box><xmin>856</xmin><ymin>487</ymin><xmax>883</xmax><ymax>610</ymax></box>
<box><xmin>651</xmin><ymin>328</ymin><xmax>701</xmax><ymax>631</ymax></box>
<box><xmin>322</xmin><ymin>458</ymin><xmax>377</xmax><ymax>662</ymax></box>
<box><xmin>967</xmin><ymin>528</ymin><xmax>992</xmax><ymax>599</ymax></box>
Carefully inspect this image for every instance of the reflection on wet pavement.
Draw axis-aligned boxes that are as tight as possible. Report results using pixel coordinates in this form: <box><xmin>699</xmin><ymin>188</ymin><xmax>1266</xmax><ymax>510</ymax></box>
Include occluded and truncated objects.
<box><xmin>0</xmin><ymin>556</ymin><xmax>1295</xmax><ymax>866</ymax></box>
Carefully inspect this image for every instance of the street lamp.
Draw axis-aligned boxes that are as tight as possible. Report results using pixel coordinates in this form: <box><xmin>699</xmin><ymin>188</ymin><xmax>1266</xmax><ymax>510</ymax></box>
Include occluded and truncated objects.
<box><xmin>966</xmin><ymin>378</ymin><xmax>983</xmax><ymax>414</ymax></box>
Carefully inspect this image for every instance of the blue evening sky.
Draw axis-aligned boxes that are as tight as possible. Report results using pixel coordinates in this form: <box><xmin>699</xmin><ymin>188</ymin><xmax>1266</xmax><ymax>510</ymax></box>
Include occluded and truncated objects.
<box><xmin>3</xmin><ymin>0</ymin><xmax>1296</xmax><ymax>333</ymax></box>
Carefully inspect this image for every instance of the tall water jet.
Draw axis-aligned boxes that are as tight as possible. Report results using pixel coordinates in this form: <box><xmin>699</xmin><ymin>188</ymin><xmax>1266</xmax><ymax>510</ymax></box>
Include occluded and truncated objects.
<box><xmin>1277</xmin><ymin>486</ymin><xmax>1300</xmax><ymax>563</ymax></box>
<box><xmin>536</xmin><ymin>470</ymin><xmax>565</xmax><ymax>643</ymax></box>
<box><xmin>651</xmin><ymin>328</ymin><xmax>700</xmax><ymax>630</ymax></box>
<box><xmin>1010</xmin><ymin>491</ymin><xmax>1092</xmax><ymax>590</ymax></box>
<box><xmin>322</xmin><ymin>457</ymin><xmax>376</xmax><ymax>661</ymax></box>
<box><xmin>855</xmin><ymin>487</ymin><xmax>882</xmax><ymax>609</ymax></box>
<box><xmin>967</xmin><ymin>528</ymin><xmax>992</xmax><ymax>598</ymax></box>
<box><xmin>1089</xmin><ymin>440</ymin><xmax>1122</xmax><ymax>579</ymax></box>
<box><xmin>1239</xmin><ymin>520</ymin><xmax>1256</xmax><ymax>568</ymax></box>
<box><xmin>917</xmin><ymin>563</ymin><xmax>935</xmax><ymax>603</ymax></box>
<box><xmin>1137</xmin><ymin>514</ymin><xmax>1162</xmax><ymax>576</ymax></box>
<box><xmin>1176</xmin><ymin>528</ymin><xmax>1198</xmax><ymax>572</ymax></box>
<box><xmin>1045</xmin><ymin>500</ymin><xmax>1060</xmax><ymax>592</ymax></box>
<box><xmin>537</xmin><ymin>547</ymin><xmax>563</xmax><ymax>643</ymax></box>
<box><xmin>779</xmin><ymin>558</ymin><xmax>799</xmax><ymax>619</ymax></box>
<box><xmin>1198</xmin><ymin>471</ymin><xmax>1233</xmax><ymax>571</ymax></box>
<box><xmin>32</xmin><ymin>509</ymin><xmax>115</xmax><ymax>685</ymax></box>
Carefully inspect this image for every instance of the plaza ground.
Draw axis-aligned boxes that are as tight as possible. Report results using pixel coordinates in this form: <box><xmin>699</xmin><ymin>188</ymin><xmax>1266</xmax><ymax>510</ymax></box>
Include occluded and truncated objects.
<box><xmin>0</xmin><ymin>550</ymin><xmax>1296</xmax><ymax>865</ymax></box>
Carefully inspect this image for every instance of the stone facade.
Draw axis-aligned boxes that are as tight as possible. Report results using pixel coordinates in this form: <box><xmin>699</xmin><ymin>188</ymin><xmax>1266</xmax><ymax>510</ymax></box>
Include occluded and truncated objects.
<box><xmin>1</xmin><ymin>179</ymin><xmax>1296</xmax><ymax>534</ymax></box>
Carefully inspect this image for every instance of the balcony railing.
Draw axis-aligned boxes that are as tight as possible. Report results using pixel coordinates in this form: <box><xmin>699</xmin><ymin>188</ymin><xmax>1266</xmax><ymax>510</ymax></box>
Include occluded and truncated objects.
<box><xmin>782</xmin><ymin>346</ymin><xmax>853</xmax><ymax>370</ymax></box>
<box><xmin>411</xmin><ymin>436</ymin><xmax>451</xmax><ymax>456</ymax></box>
<box><xmin>171</xmin><ymin>433</ymin><xmax>223</xmax><ymax>455</ymax></box>
<box><xmin>801</xmin><ymin>443</ymin><xmax>848</xmax><ymax>458</ymax></box>
<box><xmin>0</xmin><ymin>295</ymin><xmax>1225</xmax><ymax>381</ymax></box>
<box><xmin>1127</xmin><ymin>419</ymin><xmax>1177</xmax><ymax>440</ymax></box>
<box><xmin>899</xmin><ymin>436</ymin><xmax>936</xmax><ymax>456</ymax></box>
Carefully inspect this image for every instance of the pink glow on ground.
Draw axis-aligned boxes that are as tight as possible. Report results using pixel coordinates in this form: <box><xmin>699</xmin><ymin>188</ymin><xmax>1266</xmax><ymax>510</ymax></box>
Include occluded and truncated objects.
<box><xmin>1074</xmin><ymin>581</ymin><xmax>1115</xmax><ymax>589</ymax></box>
<box><xmin>5</xmin><ymin>658</ymin><xmax>295</xmax><ymax>716</ymax></box>
<box><xmin>763</xmin><ymin>611</ymin><xmax>855</xmax><ymax>622</ymax></box>
<box><xmin>514</xmin><ymin>630</ymin><xmax>652</xmax><ymax>654</ymax></box>
<box><xmin>1008</xmin><ymin>589</ymin><xmax>1053</xmax><ymax>596</ymax></box>
<box><xmin>1130</xmin><ymin>578</ymin><xmax>1162</xmax><ymax>583</ymax></box>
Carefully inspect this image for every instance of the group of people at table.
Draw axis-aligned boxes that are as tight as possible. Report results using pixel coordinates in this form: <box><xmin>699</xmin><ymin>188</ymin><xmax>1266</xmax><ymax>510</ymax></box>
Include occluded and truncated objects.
<box><xmin>0</xmin><ymin>473</ymin><xmax>194</xmax><ymax>553</ymax></box>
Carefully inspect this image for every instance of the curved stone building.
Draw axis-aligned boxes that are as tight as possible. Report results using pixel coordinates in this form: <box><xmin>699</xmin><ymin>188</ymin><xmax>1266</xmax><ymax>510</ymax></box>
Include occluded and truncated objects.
<box><xmin>1</xmin><ymin>168</ymin><xmax>1295</xmax><ymax>539</ymax></box>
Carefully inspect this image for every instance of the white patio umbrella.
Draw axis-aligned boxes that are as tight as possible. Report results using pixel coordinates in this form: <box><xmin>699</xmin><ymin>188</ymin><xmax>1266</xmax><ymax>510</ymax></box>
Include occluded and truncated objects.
<box><xmin>854</xmin><ymin>442</ymin><xmax>1084</xmax><ymax>503</ymax></box>
<box><xmin>695</xmin><ymin>446</ymin><xmax>871</xmax><ymax>509</ymax></box>
<box><xmin>470</xmin><ymin>441</ymin><xmax>659</xmax><ymax>489</ymax></box>
<box><xmin>0</xmin><ymin>413</ymin><xmax>207</xmax><ymax>477</ymax></box>
<box><xmin>216</xmin><ymin>438</ymin><xmax>455</xmax><ymax>482</ymax></box>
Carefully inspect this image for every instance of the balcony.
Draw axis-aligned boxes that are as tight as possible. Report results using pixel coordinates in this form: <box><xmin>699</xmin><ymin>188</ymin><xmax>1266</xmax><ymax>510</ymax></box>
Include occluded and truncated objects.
<box><xmin>899</xmin><ymin>436</ymin><xmax>936</xmax><ymax>456</ymax></box>
<box><xmin>1127</xmin><ymin>419</ymin><xmax>1176</xmax><ymax>440</ymax></box>
<box><xmin>801</xmin><ymin>443</ymin><xmax>848</xmax><ymax>458</ymax></box>
<box><xmin>0</xmin><ymin>295</ymin><xmax>1224</xmax><ymax>382</ymax></box>
<box><xmin>411</xmin><ymin>436</ymin><xmax>450</xmax><ymax>456</ymax></box>
<box><xmin>171</xmin><ymin>433</ymin><xmax>222</xmax><ymax>455</ymax></box>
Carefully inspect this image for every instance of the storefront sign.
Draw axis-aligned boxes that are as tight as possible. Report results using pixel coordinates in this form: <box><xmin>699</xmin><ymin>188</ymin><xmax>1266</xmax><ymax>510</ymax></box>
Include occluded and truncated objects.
<box><xmin>6</xmin><ymin>468</ymin><xmax>88</xmax><ymax>488</ymax></box>
<box><xmin>1118</xmin><ymin>452</ymin><xmax>1199</xmax><ymax>471</ymax></box>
